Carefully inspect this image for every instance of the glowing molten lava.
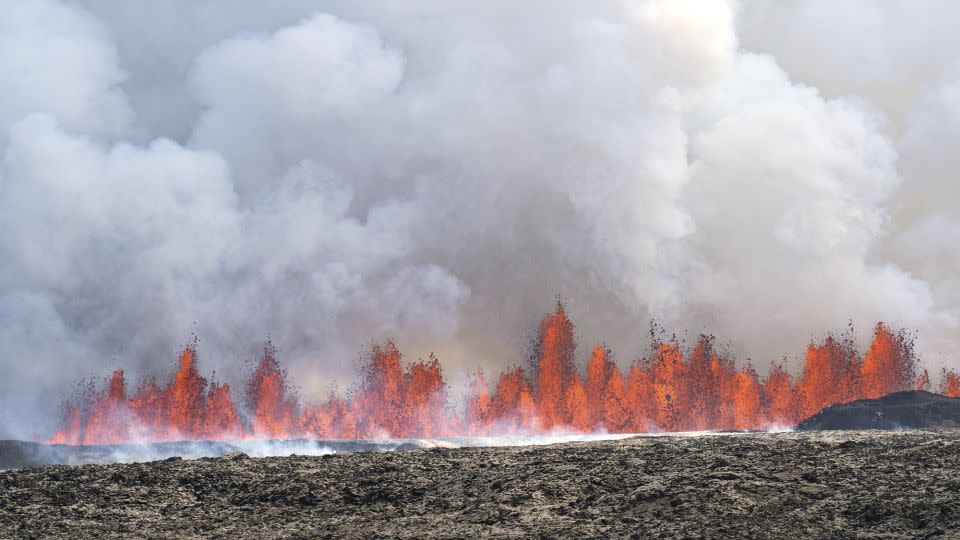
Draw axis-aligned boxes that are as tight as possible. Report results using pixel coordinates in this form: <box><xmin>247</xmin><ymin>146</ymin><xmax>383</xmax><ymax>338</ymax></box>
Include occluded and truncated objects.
<box><xmin>51</xmin><ymin>301</ymin><xmax>957</xmax><ymax>445</ymax></box>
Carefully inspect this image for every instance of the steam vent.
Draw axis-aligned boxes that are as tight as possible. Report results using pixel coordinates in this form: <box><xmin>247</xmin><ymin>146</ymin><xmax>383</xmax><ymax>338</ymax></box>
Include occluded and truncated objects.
<box><xmin>3</xmin><ymin>1</ymin><xmax>960</xmax><ymax>538</ymax></box>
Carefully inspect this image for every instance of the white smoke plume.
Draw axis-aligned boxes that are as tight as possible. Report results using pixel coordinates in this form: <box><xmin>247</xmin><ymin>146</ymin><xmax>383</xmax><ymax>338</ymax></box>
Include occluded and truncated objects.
<box><xmin>0</xmin><ymin>0</ymin><xmax>957</xmax><ymax>439</ymax></box>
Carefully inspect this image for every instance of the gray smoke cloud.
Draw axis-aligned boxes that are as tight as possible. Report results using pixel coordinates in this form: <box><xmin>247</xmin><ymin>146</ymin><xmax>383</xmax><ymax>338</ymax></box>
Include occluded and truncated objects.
<box><xmin>1</xmin><ymin>0</ymin><xmax>957</xmax><ymax>439</ymax></box>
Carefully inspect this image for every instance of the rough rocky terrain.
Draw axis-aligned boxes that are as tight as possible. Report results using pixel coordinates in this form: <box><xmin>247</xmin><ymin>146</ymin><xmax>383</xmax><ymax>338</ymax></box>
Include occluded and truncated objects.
<box><xmin>798</xmin><ymin>390</ymin><xmax>960</xmax><ymax>431</ymax></box>
<box><xmin>2</xmin><ymin>430</ymin><xmax>959</xmax><ymax>538</ymax></box>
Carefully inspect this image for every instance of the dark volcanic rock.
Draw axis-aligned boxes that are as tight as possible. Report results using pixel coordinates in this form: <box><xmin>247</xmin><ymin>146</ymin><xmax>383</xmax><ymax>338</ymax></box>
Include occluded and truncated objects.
<box><xmin>0</xmin><ymin>441</ymin><xmax>63</xmax><ymax>470</ymax></box>
<box><xmin>3</xmin><ymin>430</ymin><xmax>960</xmax><ymax>538</ymax></box>
<box><xmin>798</xmin><ymin>390</ymin><xmax>960</xmax><ymax>431</ymax></box>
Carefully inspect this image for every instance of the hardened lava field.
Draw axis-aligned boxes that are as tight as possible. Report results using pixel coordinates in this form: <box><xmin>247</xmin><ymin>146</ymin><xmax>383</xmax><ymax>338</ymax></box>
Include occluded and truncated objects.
<box><xmin>3</xmin><ymin>430</ymin><xmax>960</xmax><ymax>539</ymax></box>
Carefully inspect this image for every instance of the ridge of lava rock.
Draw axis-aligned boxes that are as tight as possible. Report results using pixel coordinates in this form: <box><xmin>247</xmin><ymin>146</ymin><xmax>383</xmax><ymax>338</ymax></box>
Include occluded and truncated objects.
<box><xmin>797</xmin><ymin>390</ymin><xmax>960</xmax><ymax>431</ymax></box>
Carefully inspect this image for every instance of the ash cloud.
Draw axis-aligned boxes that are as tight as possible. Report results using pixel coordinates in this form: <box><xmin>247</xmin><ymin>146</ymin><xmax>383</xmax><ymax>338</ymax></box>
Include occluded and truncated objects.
<box><xmin>0</xmin><ymin>0</ymin><xmax>957</xmax><ymax>439</ymax></box>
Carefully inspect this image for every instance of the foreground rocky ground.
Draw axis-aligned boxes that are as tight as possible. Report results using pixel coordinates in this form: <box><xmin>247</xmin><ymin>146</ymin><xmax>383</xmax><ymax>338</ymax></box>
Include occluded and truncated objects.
<box><xmin>2</xmin><ymin>430</ymin><xmax>959</xmax><ymax>539</ymax></box>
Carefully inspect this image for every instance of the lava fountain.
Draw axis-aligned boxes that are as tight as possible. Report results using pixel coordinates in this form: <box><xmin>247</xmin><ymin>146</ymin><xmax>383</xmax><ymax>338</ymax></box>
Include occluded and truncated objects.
<box><xmin>50</xmin><ymin>301</ymin><xmax>957</xmax><ymax>446</ymax></box>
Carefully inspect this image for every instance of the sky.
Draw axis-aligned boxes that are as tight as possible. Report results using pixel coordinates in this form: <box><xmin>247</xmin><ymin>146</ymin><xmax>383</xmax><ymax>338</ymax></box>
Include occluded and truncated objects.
<box><xmin>1</xmin><ymin>0</ymin><xmax>958</xmax><ymax>439</ymax></box>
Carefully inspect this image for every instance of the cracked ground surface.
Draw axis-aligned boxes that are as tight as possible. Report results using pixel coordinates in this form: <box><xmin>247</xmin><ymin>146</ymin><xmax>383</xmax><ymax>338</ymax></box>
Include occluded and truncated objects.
<box><xmin>2</xmin><ymin>430</ymin><xmax>959</xmax><ymax>538</ymax></box>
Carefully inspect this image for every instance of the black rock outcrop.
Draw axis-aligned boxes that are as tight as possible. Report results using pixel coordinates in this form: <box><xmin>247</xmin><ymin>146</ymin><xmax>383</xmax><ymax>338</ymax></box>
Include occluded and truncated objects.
<box><xmin>797</xmin><ymin>390</ymin><xmax>960</xmax><ymax>431</ymax></box>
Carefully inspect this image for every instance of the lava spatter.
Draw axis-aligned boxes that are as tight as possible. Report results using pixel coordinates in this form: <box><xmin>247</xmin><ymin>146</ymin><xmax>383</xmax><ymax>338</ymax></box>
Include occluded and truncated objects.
<box><xmin>50</xmin><ymin>301</ymin><xmax>944</xmax><ymax>445</ymax></box>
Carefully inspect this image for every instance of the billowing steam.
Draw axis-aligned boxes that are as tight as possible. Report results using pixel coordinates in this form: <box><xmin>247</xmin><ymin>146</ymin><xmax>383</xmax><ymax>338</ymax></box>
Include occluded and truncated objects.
<box><xmin>0</xmin><ymin>0</ymin><xmax>957</xmax><ymax>439</ymax></box>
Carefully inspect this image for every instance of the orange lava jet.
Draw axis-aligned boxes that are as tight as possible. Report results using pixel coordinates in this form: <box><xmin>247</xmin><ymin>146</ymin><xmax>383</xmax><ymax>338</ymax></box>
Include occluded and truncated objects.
<box><xmin>51</xmin><ymin>301</ymin><xmax>952</xmax><ymax>445</ymax></box>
